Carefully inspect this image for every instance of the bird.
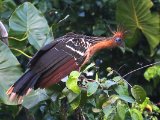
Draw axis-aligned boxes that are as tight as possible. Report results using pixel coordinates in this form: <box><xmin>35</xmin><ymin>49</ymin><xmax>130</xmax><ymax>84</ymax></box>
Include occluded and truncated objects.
<box><xmin>6</xmin><ymin>26</ymin><xmax>126</xmax><ymax>104</ymax></box>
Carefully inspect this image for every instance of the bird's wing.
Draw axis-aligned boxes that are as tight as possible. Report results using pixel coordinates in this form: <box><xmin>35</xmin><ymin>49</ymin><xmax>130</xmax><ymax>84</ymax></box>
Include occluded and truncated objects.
<box><xmin>28</xmin><ymin>40</ymin><xmax>60</xmax><ymax>68</ymax></box>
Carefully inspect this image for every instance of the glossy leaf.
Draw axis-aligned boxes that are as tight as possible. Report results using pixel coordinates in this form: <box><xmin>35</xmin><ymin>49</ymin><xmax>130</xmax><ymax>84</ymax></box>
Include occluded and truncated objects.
<box><xmin>114</xmin><ymin>79</ymin><xmax>129</xmax><ymax>96</ymax></box>
<box><xmin>70</xmin><ymin>94</ymin><xmax>81</xmax><ymax>110</ymax></box>
<box><xmin>23</xmin><ymin>89</ymin><xmax>49</xmax><ymax>109</ymax></box>
<box><xmin>9</xmin><ymin>2</ymin><xmax>52</xmax><ymax>50</ymax></box>
<box><xmin>131</xmin><ymin>85</ymin><xmax>146</xmax><ymax>103</ymax></box>
<box><xmin>116</xmin><ymin>0</ymin><xmax>160</xmax><ymax>52</ymax></box>
<box><xmin>119</xmin><ymin>95</ymin><xmax>135</xmax><ymax>103</ymax></box>
<box><xmin>117</xmin><ymin>100</ymin><xmax>129</xmax><ymax>120</ymax></box>
<box><xmin>66</xmin><ymin>71</ymin><xmax>81</xmax><ymax>94</ymax></box>
<box><xmin>103</xmin><ymin>105</ymin><xmax>115</xmax><ymax>119</ymax></box>
<box><xmin>130</xmin><ymin>109</ymin><xmax>143</xmax><ymax>120</ymax></box>
<box><xmin>144</xmin><ymin>66</ymin><xmax>160</xmax><ymax>81</ymax></box>
<box><xmin>87</xmin><ymin>82</ymin><xmax>99</xmax><ymax>96</ymax></box>
<box><xmin>104</xmin><ymin>80</ymin><xmax>117</xmax><ymax>89</ymax></box>
<box><xmin>0</xmin><ymin>41</ymin><xmax>22</xmax><ymax>105</ymax></box>
<box><xmin>102</xmin><ymin>95</ymin><xmax>119</xmax><ymax>108</ymax></box>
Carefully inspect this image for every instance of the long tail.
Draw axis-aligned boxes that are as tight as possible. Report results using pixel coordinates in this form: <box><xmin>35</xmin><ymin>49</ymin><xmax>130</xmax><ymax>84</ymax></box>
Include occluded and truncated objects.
<box><xmin>6</xmin><ymin>70</ymin><xmax>40</xmax><ymax>104</ymax></box>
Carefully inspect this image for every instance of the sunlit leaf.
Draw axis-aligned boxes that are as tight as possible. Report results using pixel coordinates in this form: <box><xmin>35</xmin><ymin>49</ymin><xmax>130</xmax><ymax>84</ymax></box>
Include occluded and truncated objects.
<box><xmin>130</xmin><ymin>109</ymin><xmax>143</xmax><ymax>120</ymax></box>
<box><xmin>144</xmin><ymin>66</ymin><xmax>160</xmax><ymax>81</ymax></box>
<box><xmin>66</xmin><ymin>71</ymin><xmax>81</xmax><ymax>94</ymax></box>
<box><xmin>116</xmin><ymin>0</ymin><xmax>160</xmax><ymax>52</ymax></box>
<box><xmin>9</xmin><ymin>2</ymin><xmax>52</xmax><ymax>50</ymax></box>
<box><xmin>131</xmin><ymin>85</ymin><xmax>146</xmax><ymax>103</ymax></box>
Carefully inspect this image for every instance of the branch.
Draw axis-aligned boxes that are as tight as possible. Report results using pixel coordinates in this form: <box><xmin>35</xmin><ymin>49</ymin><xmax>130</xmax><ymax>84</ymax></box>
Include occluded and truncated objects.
<box><xmin>0</xmin><ymin>21</ymin><xmax>8</xmax><ymax>45</ymax></box>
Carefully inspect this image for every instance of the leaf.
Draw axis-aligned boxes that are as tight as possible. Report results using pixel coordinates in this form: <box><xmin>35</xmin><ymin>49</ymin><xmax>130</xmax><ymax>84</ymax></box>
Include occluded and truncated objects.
<box><xmin>116</xmin><ymin>0</ymin><xmax>160</xmax><ymax>52</ymax></box>
<box><xmin>102</xmin><ymin>95</ymin><xmax>119</xmax><ymax>108</ymax></box>
<box><xmin>117</xmin><ymin>100</ymin><xmax>129</xmax><ymax>120</ymax></box>
<box><xmin>103</xmin><ymin>105</ymin><xmax>115</xmax><ymax>119</ymax></box>
<box><xmin>66</xmin><ymin>71</ymin><xmax>81</xmax><ymax>94</ymax></box>
<box><xmin>87</xmin><ymin>82</ymin><xmax>99</xmax><ymax>96</ymax></box>
<box><xmin>144</xmin><ymin>66</ymin><xmax>160</xmax><ymax>81</ymax></box>
<box><xmin>131</xmin><ymin>85</ymin><xmax>146</xmax><ymax>103</ymax></box>
<box><xmin>130</xmin><ymin>109</ymin><xmax>143</xmax><ymax>120</ymax></box>
<box><xmin>22</xmin><ymin>89</ymin><xmax>49</xmax><ymax>109</ymax></box>
<box><xmin>114</xmin><ymin>78</ymin><xmax>129</xmax><ymax>96</ymax></box>
<box><xmin>119</xmin><ymin>95</ymin><xmax>135</xmax><ymax>103</ymax></box>
<box><xmin>0</xmin><ymin>41</ymin><xmax>23</xmax><ymax>105</ymax></box>
<box><xmin>104</xmin><ymin>80</ymin><xmax>117</xmax><ymax>89</ymax></box>
<box><xmin>83</xmin><ymin>62</ymin><xmax>95</xmax><ymax>72</ymax></box>
<box><xmin>9</xmin><ymin>2</ymin><xmax>52</xmax><ymax>50</ymax></box>
<box><xmin>65</xmin><ymin>89</ymin><xmax>79</xmax><ymax>103</ymax></box>
<box><xmin>70</xmin><ymin>94</ymin><xmax>81</xmax><ymax>110</ymax></box>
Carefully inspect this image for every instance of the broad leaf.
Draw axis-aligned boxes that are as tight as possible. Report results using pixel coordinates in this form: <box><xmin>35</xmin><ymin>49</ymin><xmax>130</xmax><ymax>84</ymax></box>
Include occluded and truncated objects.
<box><xmin>87</xmin><ymin>82</ymin><xmax>99</xmax><ymax>96</ymax></box>
<box><xmin>9</xmin><ymin>2</ymin><xmax>52</xmax><ymax>50</ymax></box>
<box><xmin>119</xmin><ymin>95</ymin><xmax>135</xmax><ymax>103</ymax></box>
<box><xmin>131</xmin><ymin>85</ymin><xmax>146</xmax><ymax>103</ymax></box>
<box><xmin>104</xmin><ymin>80</ymin><xmax>117</xmax><ymax>89</ymax></box>
<box><xmin>70</xmin><ymin>94</ymin><xmax>81</xmax><ymax>110</ymax></box>
<box><xmin>144</xmin><ymin>66</ymin><xmax>160</xmax><ymax>81</ymax></box>
<box><xmin>114</xmin><ymin>77</ymin><xmax>129</xmax><ymax>96</ymax></box>
<box><xmin>0</xmin><ymin>41</ymin><xmax>23</xmax><ymax>105</ymax></box>
<box><xmin>23</xmin><ymin>89</ymin><xmax>49</xmax><ymax>109</ymax></box>
<box><xmin>102</xmin><ymin>95</ymin><xmax>119</xmax><ymax>108</ymax></box>
<box><xmin>130</xmin><ymin>109</ymin><xmax>143</xmax><ymax>120</ymax></box>
<box><xmin>117</xmin><ymin>100</ymin><xmax>129</xmax><ymax>120</ymax></box>
<box><xmin>103</xmin><ymin>105</ymin><xmax>115</xmax><ymax>119</ymax></box>
<box><xmin>116</xmin><ymin>0</ymin><xmax>160</xmax><ymax>52</ymax></box>
<box><xmin>66</xmin><ymin>71</ymin><xmax>81</xmax><ymax>94</ymax></box>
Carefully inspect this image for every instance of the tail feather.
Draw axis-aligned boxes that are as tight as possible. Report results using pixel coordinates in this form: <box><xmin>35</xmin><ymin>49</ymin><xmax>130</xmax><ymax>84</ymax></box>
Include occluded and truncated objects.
<box><xmin>6</xmin><ymin>70</ymin><xmax>40</xmax><ymax>104</ymax></box>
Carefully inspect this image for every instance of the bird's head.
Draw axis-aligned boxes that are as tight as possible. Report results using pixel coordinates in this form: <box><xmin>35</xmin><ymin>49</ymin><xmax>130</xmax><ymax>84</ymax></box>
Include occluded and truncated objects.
<box><xmin>109</xmin><ymin>25</ymin><xmax>128</xmax><ymax>47</ymax></box>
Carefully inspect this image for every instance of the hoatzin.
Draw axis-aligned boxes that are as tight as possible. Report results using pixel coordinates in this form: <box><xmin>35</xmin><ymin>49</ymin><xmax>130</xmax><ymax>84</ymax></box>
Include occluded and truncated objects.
<box><xmin>6</xmin><ymin>27</ymin><xmax>126</xmax><ymax>104</ymax></box>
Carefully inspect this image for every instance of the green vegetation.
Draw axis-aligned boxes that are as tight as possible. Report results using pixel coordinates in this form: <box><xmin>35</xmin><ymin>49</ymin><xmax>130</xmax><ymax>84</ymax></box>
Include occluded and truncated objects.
<box><xmin>0</xmin><ymin>0</ymin><xmax>160</xmax><ymax>119</ymax></box>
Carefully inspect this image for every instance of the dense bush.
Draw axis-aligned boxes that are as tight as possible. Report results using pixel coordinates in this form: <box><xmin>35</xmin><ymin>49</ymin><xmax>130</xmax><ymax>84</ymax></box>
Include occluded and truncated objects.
<box><xmin>0</xmin><ymin>0</ymin><xmax>160</xmax><ymax>119</ymax></box>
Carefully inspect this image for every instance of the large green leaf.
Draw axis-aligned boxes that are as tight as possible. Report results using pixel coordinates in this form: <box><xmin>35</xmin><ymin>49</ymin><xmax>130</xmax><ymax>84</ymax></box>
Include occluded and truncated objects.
<box><xmin>0</xmin><ymin>41</ymin><xmax>48</xmax><ymax>107</ymax></box>
<box><xmin>131</xmin><ymin>85</ymin><xmax>146</xmax><ymax>103</ymax></box>
<box><xmin>116</xmin><ymin>0</ymin><xmax>160</xmax><ymax>52</ymax></box>
<box><xmin>0</xmin><ymin>40</ymin><xmax>23</xmax><ymax>105</ymax></box>
<box><xmin>9</xmin><ymin>2</ymin><xmax>52</xmax><ymax>50</ymax></box>
<box><xmin>23</xmin><ymin>89</ymin><xmax>49</xmax><ymax>109</ymax></box>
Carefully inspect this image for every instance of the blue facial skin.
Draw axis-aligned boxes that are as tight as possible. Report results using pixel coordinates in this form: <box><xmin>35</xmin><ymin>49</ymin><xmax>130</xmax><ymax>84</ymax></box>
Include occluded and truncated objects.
<box><xmin>115</xmin><ymin>37</ymin><xmax>122</xmax><ymax>44</ymax></box>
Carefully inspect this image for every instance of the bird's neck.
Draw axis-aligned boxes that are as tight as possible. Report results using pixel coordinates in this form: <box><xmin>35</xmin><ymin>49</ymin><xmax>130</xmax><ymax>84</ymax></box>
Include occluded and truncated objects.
<box><xmin>89</xmin><ymin>38</ymin><xmax>116</xmax><ymax>54</ymax></box>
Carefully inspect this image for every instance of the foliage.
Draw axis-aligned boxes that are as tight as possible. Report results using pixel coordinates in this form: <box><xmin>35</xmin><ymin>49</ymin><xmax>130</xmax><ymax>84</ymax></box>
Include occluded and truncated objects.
<box><xmin>0</xmin><ymin>0</ymin><xmax>160</xmax><ymax>119</ymax></box>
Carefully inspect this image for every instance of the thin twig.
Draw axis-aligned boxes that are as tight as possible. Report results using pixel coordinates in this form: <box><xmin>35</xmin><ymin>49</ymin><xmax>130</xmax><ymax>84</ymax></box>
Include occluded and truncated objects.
<box><xmin>122</xmin><ymin>61</ymin><xmax>160</xmax><ymax>78</ymax></box>
<box><xmin>113</xmin><ymin>70</ymin><xmax>132</xmax><ymax>88</ymax></box>
<box><xmin>10</xmin><ymin>47</ymin><xmax>32</xmax><ymax>58</ymax></box>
